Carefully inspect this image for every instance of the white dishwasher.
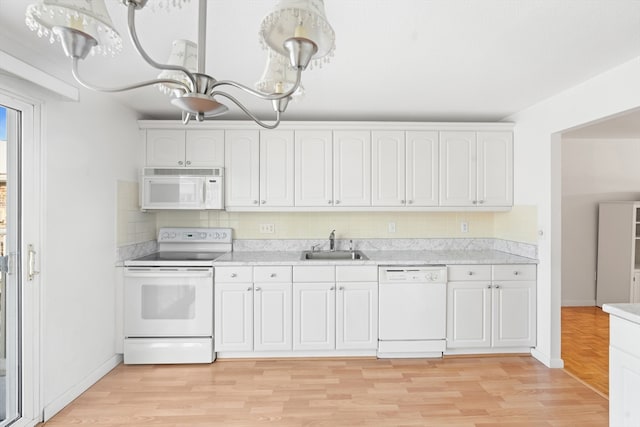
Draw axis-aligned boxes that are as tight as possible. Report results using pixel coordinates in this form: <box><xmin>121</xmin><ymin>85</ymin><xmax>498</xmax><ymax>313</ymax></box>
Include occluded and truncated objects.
<box><xmin>378</xmin><ymin>265</ymin><xmax>447</xmax><ymax>358</ymax></box>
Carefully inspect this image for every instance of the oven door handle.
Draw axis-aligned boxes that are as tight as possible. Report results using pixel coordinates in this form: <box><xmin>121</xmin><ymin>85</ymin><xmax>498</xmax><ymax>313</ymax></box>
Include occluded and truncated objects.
<box><xmin>124</xmin><ymin>268</ymin><xmax>213</xmax><ymax>279</ymax></box>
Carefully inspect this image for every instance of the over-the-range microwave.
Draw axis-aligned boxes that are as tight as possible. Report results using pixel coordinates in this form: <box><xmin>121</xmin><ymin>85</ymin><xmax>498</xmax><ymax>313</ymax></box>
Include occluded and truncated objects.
<box><xmin>140</xmin><ymin>167</ymin><xmax>224</xmax><ymax>211</ymax></box>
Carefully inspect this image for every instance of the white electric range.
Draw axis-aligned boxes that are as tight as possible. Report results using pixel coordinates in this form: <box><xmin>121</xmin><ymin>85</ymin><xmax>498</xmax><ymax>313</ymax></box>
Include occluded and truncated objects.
<box><xmin>123</xmin><ymin>227</ymin><xmax>232</xmax><ymax>364</ymax></box>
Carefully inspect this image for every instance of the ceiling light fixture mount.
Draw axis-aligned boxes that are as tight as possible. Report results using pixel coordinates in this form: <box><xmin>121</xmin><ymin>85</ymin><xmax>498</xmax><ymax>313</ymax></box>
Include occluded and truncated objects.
<box><xmin>25</xmin><ymin>0</ymin><xmax>335</xmax><ymax>128</ymax></box>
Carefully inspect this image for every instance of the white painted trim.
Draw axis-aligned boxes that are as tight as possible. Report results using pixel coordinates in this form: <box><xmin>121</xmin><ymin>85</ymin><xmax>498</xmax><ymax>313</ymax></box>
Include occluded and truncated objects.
<box><xmin>562</xmin><ymin>299</ymin><xmax>596</xmax><ymax>307</ymax></box>
<box><xmin>0</xmin><ymin>51</ymin><xmax>78</xmax><ymax>101</ymax></box>
<box><xmin>216</xmin><ymin>350</ymin><xmax>377</xmax><ymax>359</ymax></box>
<box><xmin>43</xmin><ymin>354</ymin><xmax>122</xmax><ymax>421</ymax></box>
<box><xmin>222</xmin><ymin>205</ymin><xmax>512</xmax><ymax>213</ymax></box>
<box><xmin>531</xmin><ymin>347</ymin><xmax>564</xmax><ymax>368</ymax></box>
<box><xmin>138</xmin><ymin>120</ymin><xmax>515</xmax><ymax>132</ymax></box>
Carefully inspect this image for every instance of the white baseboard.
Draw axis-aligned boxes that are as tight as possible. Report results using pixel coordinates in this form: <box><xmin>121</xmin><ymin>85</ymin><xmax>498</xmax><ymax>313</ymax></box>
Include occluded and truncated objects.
<box><xmin>531</xmin><ymin>348</ymin><xmax>564</xmax><ymax>368</ymax></box>
<box><xmin>43</xmin><ymin>354</ymin><xmax>122</xmax><ymax>421</ymax></box>
<box><xmin>561</xmin><ymin>299</ymin><xmax>596</xmax><ymax>307</ymax></box>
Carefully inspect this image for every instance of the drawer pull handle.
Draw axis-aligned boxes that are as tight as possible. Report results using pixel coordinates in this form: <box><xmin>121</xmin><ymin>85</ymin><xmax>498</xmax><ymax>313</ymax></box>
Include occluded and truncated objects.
<box><xmin>255</xmin><ymin>287</ymin><xmax>262</xmax><ymax>291</ymax></box>
<box><xmin>270</xmin><ymin>273</ymin><xmax>277</xmax><ymax>278</ymax></box>
<box><xmin>467</xmin><ymin>271</ymin><xmax>474</xmax><ymax>276</ymax></box>
<box><xmin>230</xmin><ymin>273</ymin><xmax>237</xmax><ymax>278</ymax></box>
<box><xmin>487</xmin><ymin>285</ymin><xmax>492</xmax><ymax>289</ymax></box>
<box><xmin>495</xmin><ymin>284</ymin><xmax>501</xmax><ymax>289</ymax></box>
<box><xmin>246</xmin><ymin>287</ymin><xmax>252</xmax><ymax>291</ymax></box>
<box><xmin>514</xmin><ymin>271</ymin><xmax>520</xmax><ymax>275</ymax></box>
<box><xmin>339</xmin><ymin>286</ymin><xmax>344</xmax><ymax>291</ymax></box>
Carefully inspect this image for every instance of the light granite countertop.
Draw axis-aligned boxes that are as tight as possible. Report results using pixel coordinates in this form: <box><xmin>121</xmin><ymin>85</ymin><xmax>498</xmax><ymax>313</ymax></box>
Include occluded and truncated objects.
<box><xmin>214</xmin><ymin>249</ymin><xmax>538</xmax><ymax>266</ymax></box>
<box><xmin>603</xmin><ymin>303</ymin><xmax>640</xmax><ymax>325</ymax></box>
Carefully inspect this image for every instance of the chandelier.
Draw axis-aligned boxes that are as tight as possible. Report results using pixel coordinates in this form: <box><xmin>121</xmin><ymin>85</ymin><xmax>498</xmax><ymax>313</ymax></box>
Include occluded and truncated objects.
<box><xmin>24</xmin><ymin>0</ymin><xmax>335</xmax><ymax>128</ymax></box>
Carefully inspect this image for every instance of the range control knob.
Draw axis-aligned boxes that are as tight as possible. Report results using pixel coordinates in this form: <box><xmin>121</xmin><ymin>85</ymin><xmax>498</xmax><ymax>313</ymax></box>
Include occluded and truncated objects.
<box><xmin>160</xmin><ymin>232</ymin><xmax>169</xmax><ymax>239</ymax></box>
<box><xmin>199</xmin><ymin>232</ymin><xmax>206</xmax><ymax>239</ymax></box>
<box><xmin>214</xmin><ymin>232</ymin><xmax>220</xmax><ymax>239</ymax></box>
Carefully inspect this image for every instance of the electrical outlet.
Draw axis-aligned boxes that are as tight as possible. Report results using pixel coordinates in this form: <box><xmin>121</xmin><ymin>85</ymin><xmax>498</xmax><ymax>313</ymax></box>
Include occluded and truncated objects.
<box><xmin>388</xmin><ymin>222</ymin><xmax>396</xmax><ymax>233</ymax></box>
<box><xmin>259</xmin><ymin>223</ymin><xmax>275</xmax><ymax>233</ymax></box>
<box><xmin>461</xmin><ymin>222</ymin><xmax>469</xmax><ymax>233</ymax></box>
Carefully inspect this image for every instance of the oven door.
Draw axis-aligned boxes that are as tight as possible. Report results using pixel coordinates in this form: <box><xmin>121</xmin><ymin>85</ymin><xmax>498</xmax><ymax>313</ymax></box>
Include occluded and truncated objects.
<box><xmin>124</xmin><ymin>267</ymin><xmax>213</xmax><ymax>337</ymax></box>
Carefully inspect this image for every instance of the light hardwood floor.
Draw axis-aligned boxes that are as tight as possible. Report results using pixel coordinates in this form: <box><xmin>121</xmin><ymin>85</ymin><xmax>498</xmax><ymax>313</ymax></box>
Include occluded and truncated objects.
<box><xmin>42</xmin><ymin>355</ymin><xmax>608</xmax><ymax>426</ymax></box>
<box><xmin>561</xmin><ymin>306</ymin><xmax>609</xmax><ymax>396</ymax></box>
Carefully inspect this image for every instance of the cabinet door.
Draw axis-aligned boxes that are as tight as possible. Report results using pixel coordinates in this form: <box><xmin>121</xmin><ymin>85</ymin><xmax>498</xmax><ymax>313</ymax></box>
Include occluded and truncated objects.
<box><xmin>293</xmin><ymin>283</ymin><xmax>335</xmax><ymax>350</ymax></box>
<box><xmin>214</xmin><ymin>282</ymin><xmax>253</xmax><ymax>352</ymax></box>
<box><xmin>446</xmin><ymin>282</ymin><xmax>491</xmax><ymax>348</ymax></box>
<box><xmin>406</xmin><ymin>131</ymin><xmax>439</xmax><ymax>207</ymax></box>
<box><xmin>336</xmin><ymin>282</ymin><xmax>378</xmax><ymax>350</ymax></box>
<box><xmin>477</xmin><ymin>131</ymin><xmax>513</xmax><ymax>207</ymax></box>
<box><xmin>439</xmin><ymin>131</ymin><xmax>476</xmax><ymax>206</ymax></box>
<box><xmin>610</xmin><ymin>346</ymin><xmax>640</xmax><ymax>426</ymax></box>
<box><xmin>225</xmin><ymin>130</ymin><xmax>260</xmax><ymax>207</ymax></box>
<box><xmin>491</xmin><ymin>281</ymin><xmax>536</xmax><ymax>347</ymax></box>
<box><xmin>333</xmin><ymin>130</ymin><xmax>371</xmax><ymax>206</ymax></box>
<box><xmin>371</xmin><ymin>131</ymin><xmax>405</xmax><ymax>207</ymax></box>
<box><xmin>185</xmin><ymin>130</ymin><xmax>225</xmax><ymax>167</ymax></box>
<box><xmin>254</xmin><ymin>283</ymin><xmax>292</xmax><ymax>351</ymax></box>
<box><xmin>146</xmin><ymin>129</ymin><xmax>186</xmax><ymax>167</ymax></box>
<box><xmin>260</xmin><ymin>130</ymin><xmax>294</xmax><ymax>207</ymax></box>
<box><xmin>295</xmin><ymin>130</ymin><xmax>333</xmax><ymax>207</ymax></box>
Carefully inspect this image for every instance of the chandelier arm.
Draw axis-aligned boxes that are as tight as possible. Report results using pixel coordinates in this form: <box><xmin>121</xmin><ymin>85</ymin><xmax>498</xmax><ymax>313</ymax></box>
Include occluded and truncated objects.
<box><xmin>124</xmin><ymin>1</ymin><xmax>197</xmax><ymax>90</ymax></box>
<box><xmin>211</xmin><ymin>91</ymin><xmax>282</xmax><ymax>130</ymax></box>
<box><xmin>210</xmin><ymin>68</ymin><xmax>303</xmax><ymax>101</ymax></box>
<box><xmin>71</xmin><ymin>57</ymin><xmax>191</xmax><ymax>93</ymax></box>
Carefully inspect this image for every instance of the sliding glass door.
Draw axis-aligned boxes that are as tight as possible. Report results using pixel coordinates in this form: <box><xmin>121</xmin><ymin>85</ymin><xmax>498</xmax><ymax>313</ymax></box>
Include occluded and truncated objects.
<box><xmin>0</xmin><ymin>103</ymin><xmax>20</xmax><ymax>426</ymax></box>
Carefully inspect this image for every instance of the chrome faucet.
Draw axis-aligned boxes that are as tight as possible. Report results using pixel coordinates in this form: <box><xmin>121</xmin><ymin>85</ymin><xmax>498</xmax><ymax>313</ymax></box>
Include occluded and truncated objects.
<box><xmin>329</xmin><ymin>229</ymin><xmax>336</xmax><ymax>251</ymax></box>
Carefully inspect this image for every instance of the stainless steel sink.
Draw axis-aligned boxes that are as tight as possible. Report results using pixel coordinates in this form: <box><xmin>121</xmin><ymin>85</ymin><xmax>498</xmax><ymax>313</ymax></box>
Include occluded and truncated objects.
<box><xmin>300</xmin><ymin>250</ymin><xmax>368</xmax><ymax>261</ymax></box>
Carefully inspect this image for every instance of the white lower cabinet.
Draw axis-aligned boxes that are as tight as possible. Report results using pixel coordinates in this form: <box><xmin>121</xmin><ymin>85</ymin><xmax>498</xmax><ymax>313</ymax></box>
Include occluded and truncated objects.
<box><xmin>608</xmin><ymin>314</ymin><xmax>640</xmax><ymax>427</ymax></box>
<box><xmin>214</xmin><ymin>267</ymin><xmax>254</xmax><ymax>352</ymax></box>
<box><xmin>216</xmin><ymin>264</ymin><xmax>377</xmax><ymax>356</ymax></box>
<box><xmin>336</xmin><ymin>282</ymin><xmax>378</xmax><ymax>349</ymax></box>
<box><xmin>254</xmin><ymin>282</ymin><xmax>292</xmax><ymax>351</ymax></box>
<box><xmin>293</xmin><ymin>283</ymin><xmax>336</xmax><ymax>350</ymax></box>
<box><xmin>446</xmin><ymin>264</ymin><xmax>536</xmax><ymax>352</ymax></box>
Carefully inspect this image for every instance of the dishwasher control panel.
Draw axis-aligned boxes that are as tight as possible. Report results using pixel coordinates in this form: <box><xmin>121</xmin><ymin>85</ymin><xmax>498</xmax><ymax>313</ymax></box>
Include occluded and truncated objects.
<box><xmin>379</xmin><ymin>266</ymin><xmax>447</xmax><ymax>284</ymax></box>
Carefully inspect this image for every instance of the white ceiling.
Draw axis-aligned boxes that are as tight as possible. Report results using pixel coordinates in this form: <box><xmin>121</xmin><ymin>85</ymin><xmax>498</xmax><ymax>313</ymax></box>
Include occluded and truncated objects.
<box><xmin>0</xmin><ymin>0</ymin><xmax>639</xmax><ymax>124</ymax></box>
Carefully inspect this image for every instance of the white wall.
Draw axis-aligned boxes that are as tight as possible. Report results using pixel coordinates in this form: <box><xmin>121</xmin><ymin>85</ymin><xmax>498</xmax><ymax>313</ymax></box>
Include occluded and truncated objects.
<box><xmin>507</xmin><ymin>57</ymin><xmax>640</xmax><ymax>368</ymax></box>
<box><xmin>561</xmin><ymin>138</ymin><xmax>640</xmax><ymax>306</ymax></box>
<box><xmin>40</xmin><ymin>88</ymin><xmax>140</xmax><ymax>417</ymax></box>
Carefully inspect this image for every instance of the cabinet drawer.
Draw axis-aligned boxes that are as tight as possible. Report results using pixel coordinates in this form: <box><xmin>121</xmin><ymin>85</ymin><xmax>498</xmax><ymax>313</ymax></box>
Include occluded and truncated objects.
<box><xmin>293</xmin><ymin>266</ymin><xmax>335</xmax><ymax>282</ymax></box>
<box><xmin>254</xmin><ymin>266</ymin><xmax>292</xmax><ymax>282</ymax></box>
<box><xmin>336</xmin><ymin>266</ymin><xmax>378</xmax><ymax>282</ymax></box>
<box><xmin>493</xmin><ymin>265</ymin><xmax>536</xmax><ymax>281</ymax></box>
<box><xmin>215</xmin><ymin>266</ymin><xmax>252</xmax><ymax>282</ymax></box>
<box><xmin>448</xmin><ymin>265</ymin><xmax>492</xmax><ymax>281</ymax></box>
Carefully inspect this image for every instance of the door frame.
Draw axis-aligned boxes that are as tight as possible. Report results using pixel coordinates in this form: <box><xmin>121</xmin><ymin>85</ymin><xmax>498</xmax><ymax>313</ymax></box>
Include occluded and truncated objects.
<box><xmin>0</xmin><ymin>87</ymin><xmax>43</xmax><ymax>426</ymax></box>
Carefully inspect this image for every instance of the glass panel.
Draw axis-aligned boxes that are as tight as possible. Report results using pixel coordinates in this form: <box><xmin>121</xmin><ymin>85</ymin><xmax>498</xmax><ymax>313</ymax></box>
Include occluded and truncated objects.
<box><xmin>0</xmin><ymin>104</ymin><xmax>19</xmax><ymax>426</ymax></box>
<box><xmin>141</xmin><ymin>285</ymin><xmax>196</xmax><ymax>319</ymax></box>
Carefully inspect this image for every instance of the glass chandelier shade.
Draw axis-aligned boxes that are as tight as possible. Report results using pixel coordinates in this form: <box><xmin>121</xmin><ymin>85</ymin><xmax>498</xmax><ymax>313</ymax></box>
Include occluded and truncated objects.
<box><xmin>25</xmin><ymin>0</ymin><xmax>122</xmax><ymax>56</ymax></box>
<box><xmin>260</xmin><ymin>0</ymin><xmax>336</xmax><ymax>69</ymax></box>
<box><xmin>23</xmin><ymin>0</ymin><xmax>336</xmax><ymax>128</ymax></box>
<box><xmin>157</xmin><ymin>39</ymin><xmax>198</xmax><ymax>95</ymax></box>
<box><xmin>256</xmin><ymin>52</ymin><xmax>305</xmax><ymax>99</ymax></box>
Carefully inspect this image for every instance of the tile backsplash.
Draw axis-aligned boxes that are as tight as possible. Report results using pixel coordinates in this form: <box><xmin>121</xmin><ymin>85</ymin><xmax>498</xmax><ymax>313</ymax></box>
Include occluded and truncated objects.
<box><xmin>154</xmin><ymin>205</ymin><xmax>538</xmax><ymax>243</ymax></box>
<box><xmin>117</xmin><ymin>180</ymin><xmax>156</xmax><ymax>246</ymax></box>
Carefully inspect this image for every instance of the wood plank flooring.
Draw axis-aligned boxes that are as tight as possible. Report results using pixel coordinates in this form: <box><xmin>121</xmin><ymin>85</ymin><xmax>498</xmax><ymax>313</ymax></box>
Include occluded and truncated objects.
<box><xmin>42</xmin><ymin>356</ymin><xmax>608</xmax><ymax>426</ymax></box>
<box><xmin>561</xmin><ymin>306</ymin><xmax>610</xmax><ymax>396</ymax></box>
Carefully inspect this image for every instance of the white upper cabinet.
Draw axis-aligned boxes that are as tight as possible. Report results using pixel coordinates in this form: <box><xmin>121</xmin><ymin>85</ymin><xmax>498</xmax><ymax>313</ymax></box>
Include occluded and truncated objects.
<box><xmin>140</xmin><ymin>122</ymin><xmax>513</xmax><ymax>211</ymax></box>
<box><xmin>406</xmin><ymin>131</ymin><xmax>439</xmax><ymax>206</ymax></box>
<box><xmin>477</xmin><ymin>131</ymin><xmax>513</xmax><ymax>207</ymax></box>
<box><xmin>225</xmin><ymin>130</ymin><xmax>260</xmax><ymax>207</ymax></box>
<box><xmin>371</xmin><ymin>131</ymin><xmax>406</xmax><ymax>207</ymax></box>
<box><xmin>439</xmin><ymin>131</ymin><xmax>477</xmax><ymax>206</ymax></box>
<box><xmin>439</xmin><ymin>131</ymin><xmax>512</xmax><ymax>207</ymax></box>
<box><xmin>295</xmin><ymin>130</ymin><xmax>333</xmax><ymax>207</ymax></box>
<box><xmin>333</xmin><ymin>130</ymin><xmax>371</xmax><ymax>207</ymax></box>
<box><xmin>260</xmin><ymin>130</ymin><xmax>294</xmax><ymax>207</ymax></box>
<box><xmin>372</xmin><ymin>130</ymin><xmax>439</xmax><ymax>207</ymax></box>
<box><xmin>146</xmin><ymin>129</ymin><xmax>224</xmax><ymax>167</ymax></box>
